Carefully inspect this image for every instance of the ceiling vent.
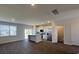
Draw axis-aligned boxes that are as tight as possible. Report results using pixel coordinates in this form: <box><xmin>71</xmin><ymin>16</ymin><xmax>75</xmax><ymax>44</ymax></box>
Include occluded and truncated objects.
<box><xmin>52</xmin><ymin>9</ymin><xmax>59</xmax><ymax>15</ymax></box>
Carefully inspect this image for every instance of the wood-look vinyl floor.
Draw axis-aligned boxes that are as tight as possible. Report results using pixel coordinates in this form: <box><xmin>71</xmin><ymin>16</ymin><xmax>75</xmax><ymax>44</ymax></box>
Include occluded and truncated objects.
<box><xmin>0</xmin><ymin>40</ymin><xmax>79</xmax><ymax>54</ymax></box>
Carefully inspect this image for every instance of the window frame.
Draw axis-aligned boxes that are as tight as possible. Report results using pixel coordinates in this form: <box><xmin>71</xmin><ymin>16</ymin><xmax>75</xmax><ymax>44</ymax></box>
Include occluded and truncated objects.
<box><xmin>0</xmin><ymin>24</ymin><xmax>17</xmax><ymax>37</ymax></box>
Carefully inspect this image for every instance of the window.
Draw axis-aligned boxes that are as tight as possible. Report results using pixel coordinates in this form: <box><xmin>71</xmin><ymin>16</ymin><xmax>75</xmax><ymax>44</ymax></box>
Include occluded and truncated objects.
<box><xmin>0</xmin><ymin>24</ymin><xmax>17</xmax><ymax>37</ymax></box>
<box><xmin>0</xmin><ymin>25</ymin><xmax>9</xmax><ymax>36</ymax></box>
<box><xmin>10</xmin><ymin>26</ymin><xmax>17</xmax><ymax>36</ymax></box>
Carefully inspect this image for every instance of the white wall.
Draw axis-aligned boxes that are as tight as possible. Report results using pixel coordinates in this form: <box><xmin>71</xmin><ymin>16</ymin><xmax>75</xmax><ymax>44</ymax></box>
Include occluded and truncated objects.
<box><xmin>64</xmin><ymin>23</ymin><xmax>72</xmax><ymax>45</ymax></box>
<box><xmin>51</xmin><ymin>8</ymin><xmax>79</xmax><ymax>45</ymax></box>
<box><xmin>63</xmin><ymin>20</ymin><xmax>79</xmax><ymax>46</ymax></box>
<box><xmin>52</xmin><ymin>26</ymin><xmax>58</xmax><ymax>43</ymax></box>
<box><xmin>71</xmin><ymin>21</ymin><xmax>79</xmax><ymax>45</ymax></box>
<box><xmin>55</xmin><ymin>19</ymin><xmax>79</xmax><ymax>45</ymax></box>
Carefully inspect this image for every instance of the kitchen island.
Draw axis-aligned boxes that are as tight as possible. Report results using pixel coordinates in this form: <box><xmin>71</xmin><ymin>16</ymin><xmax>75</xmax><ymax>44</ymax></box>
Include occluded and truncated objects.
<box><xmin>28</xmin><ymin>34</ymin><xmax>42</xmax><ymax>43</ymax></box>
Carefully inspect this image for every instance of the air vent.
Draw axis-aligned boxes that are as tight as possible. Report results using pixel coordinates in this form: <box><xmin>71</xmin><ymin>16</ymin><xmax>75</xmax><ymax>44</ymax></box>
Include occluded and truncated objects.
<box><xmin>52</xmin><ymin>9</ymin><xmax>59</xmax><ymax>15</ymax></box>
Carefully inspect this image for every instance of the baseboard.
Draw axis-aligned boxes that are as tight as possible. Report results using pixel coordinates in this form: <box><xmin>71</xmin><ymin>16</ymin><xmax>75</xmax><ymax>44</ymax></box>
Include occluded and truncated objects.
<box><xmin>0</xmin><ymin>39</ymin><xmax>24</xmax><ymax>45</ymax></box>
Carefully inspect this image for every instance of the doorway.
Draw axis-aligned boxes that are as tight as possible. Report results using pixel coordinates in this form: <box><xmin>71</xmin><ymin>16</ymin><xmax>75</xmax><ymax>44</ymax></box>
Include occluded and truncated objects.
<box><xmin>24</xmin><ymin>29</ymin><xmax>32</xmax><ymax>39</ymax></box>
<box><xmin>56</xmin><ymin>26</ymin><xmax>64</xmax><ymax>43</ymax></box>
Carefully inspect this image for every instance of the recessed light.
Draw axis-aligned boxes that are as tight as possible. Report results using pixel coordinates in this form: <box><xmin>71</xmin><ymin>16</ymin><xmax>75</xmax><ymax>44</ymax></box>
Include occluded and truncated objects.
<box><xmin>11</xmin><ymin>18</ymin><xmax>15</xmax><ymax>22</ymax></box>
<box><xmin>31</xmin><ymin>0</ymin><xmax>35</xmax><ymax>6</ymax></box>
<box><xmin>31</xmin><ymin>3</ymin><xmax>35</xmax><ymax>6</ymax></box>
<box><xmin>48</xmin><ymin>21</ymin><xmax>51</xmax><ymax>23</ymax></box>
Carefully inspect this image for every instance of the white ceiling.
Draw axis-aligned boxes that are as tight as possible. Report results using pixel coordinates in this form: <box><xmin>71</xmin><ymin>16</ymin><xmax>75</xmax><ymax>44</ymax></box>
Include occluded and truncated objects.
<box><xmin>0</xmin><ymin>4</ymin><xmax>79</xmax><ymax>25</ymax></box>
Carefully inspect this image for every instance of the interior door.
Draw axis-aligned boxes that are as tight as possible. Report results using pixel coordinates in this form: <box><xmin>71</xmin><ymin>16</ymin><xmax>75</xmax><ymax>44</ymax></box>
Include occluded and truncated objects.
<box><xmin>57</xmin><ymin>26</ymin><xmax>64</xmax><ymax>43</ymax></box>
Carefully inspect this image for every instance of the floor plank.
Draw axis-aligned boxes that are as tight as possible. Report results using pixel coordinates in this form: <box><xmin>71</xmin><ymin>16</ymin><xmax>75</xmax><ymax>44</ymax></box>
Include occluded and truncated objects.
<box><xmin>0</xmin><ymin>40</ymin><xmax>79</xmax><ymax>54</ymax></box>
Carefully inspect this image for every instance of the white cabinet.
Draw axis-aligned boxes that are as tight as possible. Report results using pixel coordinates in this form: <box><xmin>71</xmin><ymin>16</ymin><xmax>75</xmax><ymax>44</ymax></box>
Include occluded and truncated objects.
<box><xmin>28</xmin><ymin>34</ymin><xmax>42</xmax><ymax>43</ymax></box>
